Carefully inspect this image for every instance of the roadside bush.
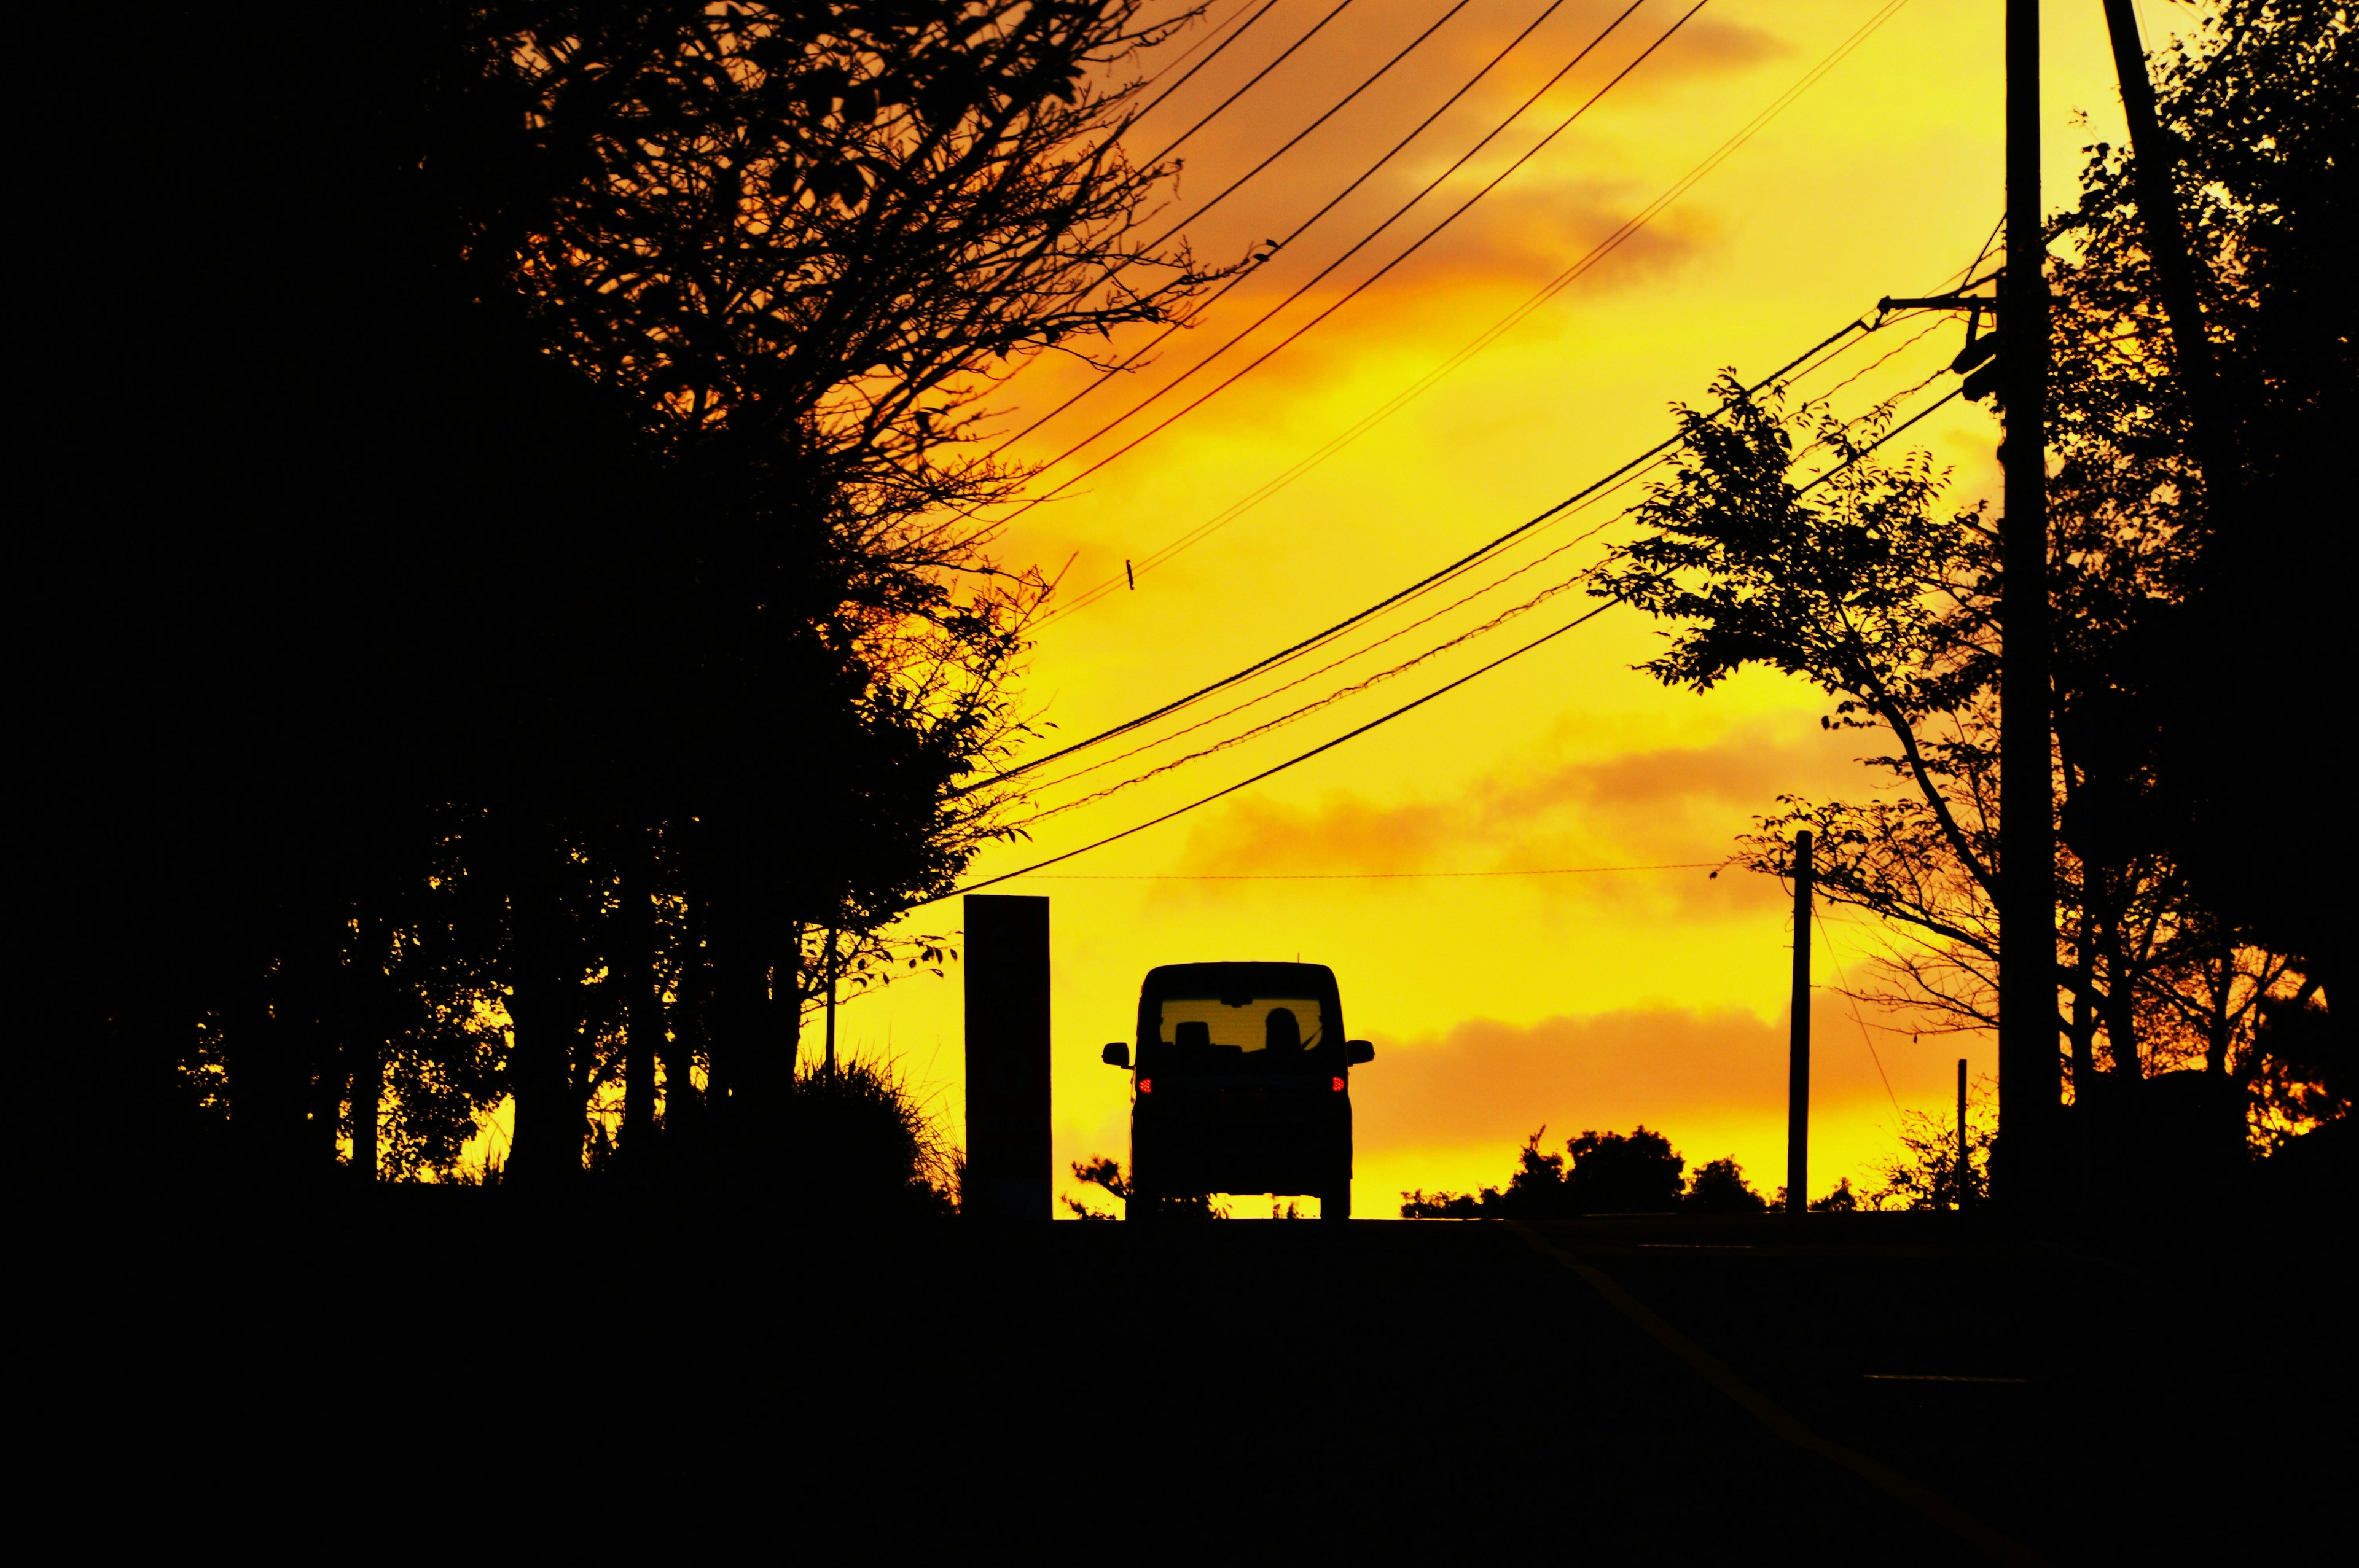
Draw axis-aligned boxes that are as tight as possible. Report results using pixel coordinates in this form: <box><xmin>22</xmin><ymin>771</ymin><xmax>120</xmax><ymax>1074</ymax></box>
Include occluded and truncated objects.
<box><xmin>778</xmin><ymin>1058</ymin><xmax>958</xmax><ymax>1219</ymax></box>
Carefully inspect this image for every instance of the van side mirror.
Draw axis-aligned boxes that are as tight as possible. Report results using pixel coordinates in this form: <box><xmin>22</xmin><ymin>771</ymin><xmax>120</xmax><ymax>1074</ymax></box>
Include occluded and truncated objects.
<box><xmin>1347</xmin><ymin>1040</ymin><xmax>1375</xmax><ymax>1066</ymax></box>
<box><xmin>1101</xmin><ymin>1042</ymin><xmax>1131</xmax><ymax>1068</ymax></box>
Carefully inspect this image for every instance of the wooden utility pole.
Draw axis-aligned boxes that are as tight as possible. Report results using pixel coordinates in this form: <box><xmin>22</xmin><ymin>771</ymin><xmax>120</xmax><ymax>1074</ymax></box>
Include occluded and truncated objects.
<box><xmin>1957</xmin><ymin>1057</ymin><xmax>1971</xmax><ymax>1209</ymax></box>
<box><xmin>1997</xmin><ymin>0</ymin><xmax>2059</xmax><ymax>1206</ymax></box>
<box><xmin>1788</xmin><ymin>830</ymin><xmax>1813</xmax><ymax>1215</ymax></box>
<box><xmin>823</xmin><ymin>923</ymin><xmax>840</xmax><ymax>1073</ymax></box>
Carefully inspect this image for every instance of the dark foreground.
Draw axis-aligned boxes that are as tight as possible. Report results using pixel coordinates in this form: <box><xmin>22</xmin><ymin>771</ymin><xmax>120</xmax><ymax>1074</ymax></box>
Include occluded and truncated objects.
<box><xmin>42</xmin><ymin>1201</ymin><xmax>2343</xmax><ymax>1560</ymax></box>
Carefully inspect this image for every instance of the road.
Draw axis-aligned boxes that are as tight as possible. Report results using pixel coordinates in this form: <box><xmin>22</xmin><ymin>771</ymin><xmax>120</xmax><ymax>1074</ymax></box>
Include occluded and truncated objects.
<box><xmin>60</xmin><ymin>1204</ymin><xmax>2337</xmax><ymax>1561</ymax></box>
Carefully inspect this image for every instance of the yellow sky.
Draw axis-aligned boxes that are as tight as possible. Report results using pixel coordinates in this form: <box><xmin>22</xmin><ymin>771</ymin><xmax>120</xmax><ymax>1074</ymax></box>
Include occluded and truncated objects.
<box><xmin>835</xmin><ymin>0</ymin><xmax>2196</xmax><ymax>1214</ymax></box>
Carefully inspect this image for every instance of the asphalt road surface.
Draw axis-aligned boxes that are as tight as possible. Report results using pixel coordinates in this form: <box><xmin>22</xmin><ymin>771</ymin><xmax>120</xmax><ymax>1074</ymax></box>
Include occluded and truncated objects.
<box><xmin>58</xmin><ymin>1204</ymin><xmax>2340</xmax><ymax>1561</ymax></box>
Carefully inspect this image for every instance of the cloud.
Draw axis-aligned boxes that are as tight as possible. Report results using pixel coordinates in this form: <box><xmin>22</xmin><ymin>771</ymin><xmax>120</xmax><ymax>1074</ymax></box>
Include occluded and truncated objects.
<box><xmin>1171</xmin><ymin>711</ymin><xmax>1866</xmax><ymax>884</ymax></box>
<box><xmin>1353</xmin><ymin>997</ymin><xmax>1940</xmax><ymax>1159</ymax></box>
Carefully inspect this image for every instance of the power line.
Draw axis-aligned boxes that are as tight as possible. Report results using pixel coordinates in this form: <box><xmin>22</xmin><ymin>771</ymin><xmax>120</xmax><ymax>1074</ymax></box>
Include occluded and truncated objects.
<box><xmin>1035</xmin><ymin>0</ymin><xmax>1920</xmax><ymax>623</ymax></box>
<box><xmin>1794</xmin><ymin>386</ymin><xmax>1967</xmax><ymax>494</ymax></box>
<box><xmin>1015</xmin><ymin>558</ymin><xmax>1603</xmax><ymax>825</ymax></box>
<box><xmin>1130</xmin><ymin>0</ymin><xmax>1477</xmax><ymax>266</ymax></box>
<box><xmin>993</xmin><ymin>0</ymin><xmax>1578</xmax><ymax>458</ymax></box>
<box><xmin>1128</xmin><ymin>0</ymin><xmax>1286</xmax><ymax>119</ymax></box>
<box><xmin>1019</xmin><ymin>861</ymin><xmax>1723</xmax><ymax>880</ymax></box>
<box><xmin>1816</xmin><ymin>907</ymin><xmax>1904</xmax><ymax>1118</ymax></box>
<box><xmin>1018</xmin><ymin>519</ymin><xmax>1620</xmax><ymax>805</ymax></box>
<box><xmin>1125</xmin><ymin>0</ymin><xmax>1365</xmax><ymax>178</ymax></box>
<box><xmin>926</xmin><ymin>603</ymin><xmax>1613</xmax><ymax>902</ymax></box>
<box><xmin>931</xmin><ymin>310</ymin><xmax>1985</xmax><ymax>894</ymax></box>
<box><xmin>961</xmin><ymin>309</ymin><xmax>1868</xmax><ymax>797</ymax></box>
<box><xmin>1017</xmin><ymin>304</ymin><xmax>1979</xmax><ymax>819</ymax></box>
<box><xmin>1001</xmin><ymin>1</ymin><xmax>1707</xmax><ymax>517</ymax></box>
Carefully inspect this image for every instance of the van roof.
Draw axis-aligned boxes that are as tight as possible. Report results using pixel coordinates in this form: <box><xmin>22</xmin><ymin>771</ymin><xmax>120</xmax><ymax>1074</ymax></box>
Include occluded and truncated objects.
<box><xmin>1141</xmin><ymin>961</ymin><xmax>1339</xmax><ymax>998</ymax></box>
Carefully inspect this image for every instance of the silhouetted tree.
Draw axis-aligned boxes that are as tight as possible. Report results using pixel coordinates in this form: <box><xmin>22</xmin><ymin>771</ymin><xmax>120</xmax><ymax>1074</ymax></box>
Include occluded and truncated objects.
<box><xmin>1400</xmin><ymin>1127</ymin><xmax>1687</xmax><ymax>1217</ymax></box>
<box><xmin>1681</xmin><ymin>1157</ymin><xmax>1769</xmax><ymax>1215</ymax></box>
<box><xmin>36</xmin><ymin>1</ymin><xmax>1226</xmax><ymax>1192</ymax></box>
<box><xmin>1868</xmin><ymin>1085</ymin><xmax>1997</xmax><ymax>1212</ymax></box>
<box><xmin>1586</xmin><ymin>5</ymin><xmax>2347</xmax><ymax>1189</ymax></box>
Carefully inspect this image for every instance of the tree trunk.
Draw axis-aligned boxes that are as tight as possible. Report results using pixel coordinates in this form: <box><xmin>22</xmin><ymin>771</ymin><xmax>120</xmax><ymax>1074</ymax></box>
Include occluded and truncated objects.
<box><xmin>504</xmin><ymin>817</ymin><xmax>584</xmax><ymax>1185</ymax></box>
<box><xmin>350</xmin><ymin>912</ymin><xmax>392</xmax><ymax>1184</ymax></box>
<box><xmin>667</xmin><ymin>825</ymin><xmax>707</xmax><ymax>1145</ymax></box>
<box><xmin>2068</xmin><ymin>937</ymin><xmax>2099</xmax><ymax>1096</ymax></box>
<box><xmin>618</xmin><ymin>824</ymin><xmax>659</xmax><ymax>1161</ymax></box>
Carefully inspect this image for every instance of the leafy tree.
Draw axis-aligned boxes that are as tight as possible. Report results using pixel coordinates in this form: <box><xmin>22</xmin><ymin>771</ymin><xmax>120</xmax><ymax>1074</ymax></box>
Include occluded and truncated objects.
<box><xmin>1400</xmin><ymin>1127</ymin><xmax>1688</xmax><ymax>1218</ymax></box>
<box><xmin>2056</xmin><ymin>1</ymin><xmax>2352</xmax><ymax>991</ymax></box>
<box><xmin>40</xmin><ymin>1</ymin><xmax>1226</xmax><ymax>1192</ymax></box>
<box><xmin>1681</xmin><ymin>1157</ymin><xmax>1769</xmax><ymax>1215</ymax></box>
<box><xmin>1869</xmin><ymin>1082</ymin><xmax>1998</xmax><ymax>1211</ymax></box>
<box><xmin>1807</xmin><ymin>1177</ymin><xmax>1861</xmax><ymax>1213</ymax></box>
<box><xmin>1583</xmin><ymin>3</ymin><xmax>2347</xmax><ymax>1187</ymax></box>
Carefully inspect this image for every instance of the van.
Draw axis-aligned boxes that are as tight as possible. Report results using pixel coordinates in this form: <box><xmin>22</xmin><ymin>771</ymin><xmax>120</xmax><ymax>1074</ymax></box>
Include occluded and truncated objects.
<box><xmin>1100</xmin><ymin>961</ymin><xmax>1375</xmax><ymax>1219</ymax></box>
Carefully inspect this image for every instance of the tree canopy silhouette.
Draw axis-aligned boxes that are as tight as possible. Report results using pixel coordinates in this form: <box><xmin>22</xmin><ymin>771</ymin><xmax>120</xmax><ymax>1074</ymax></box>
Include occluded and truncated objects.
<box><xmin>34</xmin><ymin>1</ymin><xmax>1223</xmax><ymax>1194</ymax></box>
<box><xmin>1586</xmin><ymin>1</ymin><xmax>2345</xmax><ymax>1190</ymax></box>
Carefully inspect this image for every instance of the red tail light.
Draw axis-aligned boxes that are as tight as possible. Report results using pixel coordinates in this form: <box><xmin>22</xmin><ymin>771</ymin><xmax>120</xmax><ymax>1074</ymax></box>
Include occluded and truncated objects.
<box><xmin>1332</xmin><ymin>1076</ymin><xmax>1347</xmax><ymax>1092</ymax></box>
<box><xmin>1138</xmin><ymin>1078</ymin><xmax>1152</xmax><ymax>1094</ymax></box>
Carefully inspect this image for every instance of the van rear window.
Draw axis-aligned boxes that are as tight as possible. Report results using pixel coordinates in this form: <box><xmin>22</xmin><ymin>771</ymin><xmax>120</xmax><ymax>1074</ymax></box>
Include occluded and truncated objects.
<box><xmin>1156</xmin><ymin>997</ymin><xmax>1326</xmax><ymax>1071</ymax></box>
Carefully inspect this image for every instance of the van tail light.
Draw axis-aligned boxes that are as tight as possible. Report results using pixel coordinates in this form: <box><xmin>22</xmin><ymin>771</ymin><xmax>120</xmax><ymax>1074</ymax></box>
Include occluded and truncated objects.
<box><xmin>1332</xmin><ymin>1076</ymin><xmax>1347</xmax><ymax>1093</ymax></box>
<box><xmin>1138</xmin><ymin>1078</ymin><xmax>1152</xmax><ymax>1094</ymax></box>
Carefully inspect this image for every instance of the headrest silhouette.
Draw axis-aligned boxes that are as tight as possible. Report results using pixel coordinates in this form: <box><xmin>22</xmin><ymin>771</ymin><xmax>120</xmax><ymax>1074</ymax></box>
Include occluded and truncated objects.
<box><xmin>1265</xmin><ymin>1007</ymin><xmax>1301</xmax><ymax>1051</ymax></box>
<box><xmin>1175</xmin><ymin>1020</ymin><xmax>1212</xmax><ymax>1049</ymax></box>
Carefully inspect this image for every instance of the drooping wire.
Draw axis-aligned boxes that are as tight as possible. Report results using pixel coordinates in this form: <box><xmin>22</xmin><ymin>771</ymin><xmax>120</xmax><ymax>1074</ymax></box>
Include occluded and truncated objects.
<box><xmin>932</xmin><ymin>302</ymin><xmax>1987</xmax><ymax>893</ymax></box>
<box><xmin>958</xmin><ymin>308</ymin><xmax>1867</xmax><ymax>797</ymax></box>
<box><xmin>997</xmin><ymin>2</ymin><xmax>1704</xmax><ymax>515</ymax></box>
<box><xmin>1124</xmin><ymin>0</ymin><xmax>1366</xmax><ymax>178</ymax></box>
<box><xmin>1033</xmin><ymin>0</ymin><xmax>1920</xmax><ymax>623</ymax></box>
<box><xmin>1816</xmin><ymin>907</ymin><xmax>1905</xmax><ymax>1118</ymax></box>
<box><xmin>922</xmin><ymin>604</ymin><xmax>1614</xmax><ymax>903</ymax></box>
<box><xmin>1015</xmin><ymin>303</ymin><xmax>1976</xmax><ymax>816</ymax></box>
<box><xmin>1130</xmin><ymin>0</ymin><xmax>1479</xmax><ymax>272</ymax></box>
<box><xmin>992</xmin><ymin>0</ymin><xmax>1577</xmax><ymax>458</ymax></box>
<box><xmin>1127</xmin><ymin>0</ymin><xmax>1288</xmax><ymax>121</ymax></box>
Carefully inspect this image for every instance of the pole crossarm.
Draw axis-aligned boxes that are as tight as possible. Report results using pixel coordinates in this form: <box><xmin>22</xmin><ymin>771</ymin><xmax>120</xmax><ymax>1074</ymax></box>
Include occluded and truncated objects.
<box><xmin>1876</xmin><ymin>294</ymin><xmax>1999</xmax><ymax>314</ymax></box>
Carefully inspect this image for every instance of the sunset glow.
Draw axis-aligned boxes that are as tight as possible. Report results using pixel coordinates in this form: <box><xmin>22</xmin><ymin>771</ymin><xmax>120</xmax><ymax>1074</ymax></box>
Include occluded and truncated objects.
<box><xmin>816</xmin><ymin>0</ymin><xmax>2193</xmax><ymax>1214</ymax></box>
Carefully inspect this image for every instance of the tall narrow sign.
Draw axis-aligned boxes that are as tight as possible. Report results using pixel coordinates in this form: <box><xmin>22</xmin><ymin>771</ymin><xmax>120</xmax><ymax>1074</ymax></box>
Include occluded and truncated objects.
<box><xmin>964</xmin><ymin>894</ymin><xmax>1051</xmax><ymax>1220</ymax></box>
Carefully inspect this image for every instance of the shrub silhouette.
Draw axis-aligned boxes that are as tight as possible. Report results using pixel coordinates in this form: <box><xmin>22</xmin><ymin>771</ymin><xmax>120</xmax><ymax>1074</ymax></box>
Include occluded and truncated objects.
<box><xmin>775</xmin><ymin>1059</ymin><xmax>957</xmax><ymax>1218</ymax></box>
<box><xmin>1681</xmin><ymin>1157</ymin><xmax>1769</xmax><ymax>1214</ymax></box>
<box><xmin>1063</xmin><ymin>1155</ymin><xmax>1224</xmax><ymax>1220</ymax></box>
<box><xmin>1401</xmin><ymin>1126</ymin><xmax>1687</xmax><ymax>1217</ymax></box>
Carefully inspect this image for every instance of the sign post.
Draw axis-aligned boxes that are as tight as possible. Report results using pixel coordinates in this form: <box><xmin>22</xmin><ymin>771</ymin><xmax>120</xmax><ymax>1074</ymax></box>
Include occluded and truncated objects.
<box><xmin>964</xmin><ymin>894</ymin><xmax>1052</xmax><ymax>1220</ymax></box>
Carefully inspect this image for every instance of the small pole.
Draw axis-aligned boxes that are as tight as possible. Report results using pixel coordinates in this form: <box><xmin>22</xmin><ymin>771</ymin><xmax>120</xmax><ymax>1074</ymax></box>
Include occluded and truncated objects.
<box><xmin>823</xmin><ymin>924</ymin><xmax>840</xmax><ymax>1074</ymax></box>
<box><xmin>1957</xmin><ymin>1058</ymin><xmax>1971</xmax><ymax>1210</ymax></box>
<box><xmin>1788</xmin><ymin>830</ymin><xmax>1813</xmax><ymax>1215</ymax></box>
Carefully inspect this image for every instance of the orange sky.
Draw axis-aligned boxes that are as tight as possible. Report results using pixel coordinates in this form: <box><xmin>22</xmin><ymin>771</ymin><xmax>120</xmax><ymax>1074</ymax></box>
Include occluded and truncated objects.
<box><xmin>835</xmin><ymin>0</ymin><xmax>2197</xmax><ymax>1215</ymax></box>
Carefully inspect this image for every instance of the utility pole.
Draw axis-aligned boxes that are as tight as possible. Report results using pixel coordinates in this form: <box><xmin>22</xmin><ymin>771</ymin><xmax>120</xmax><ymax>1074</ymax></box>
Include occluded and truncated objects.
<box><xmin>1997</xmin><ymin>0</ymin><xmax>2059</xmax><ymax>1206</ymax></box>
<box><xmin>1788</xmin><ymin>830</ymin><xmax>1813</xmax><ymax>1216</ymax></box>
<box><xmin>1957</xmin><ymin>1058</ymin><xmax>1971</xmax><ymax>1209</ymax></box>
<box><xmin>823</xmin><ymin>923</ymin><xmax>840</xmax><ymax>1073</ymax></box>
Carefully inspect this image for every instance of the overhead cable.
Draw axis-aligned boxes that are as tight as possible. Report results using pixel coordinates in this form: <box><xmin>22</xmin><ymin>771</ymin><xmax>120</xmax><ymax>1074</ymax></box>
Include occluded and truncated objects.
<box><xmin>958</xmin><ymin>309</ymin><xmax>1868</xmax><ymax>797</ymax></box>
<box><xmin>1131</xmin><ymin>0</ymin><xmax>1478</xmax><ymax>275</ymax></box>
<box><xmin>1038</xmin><ymin>0</ymin><xmax>1919</xmax><ymax>623</ymax></box>
<box><xmin>1000</xmin><ymin>1</ymin><xmax>1702</xmax><ymax>514</ymax></box>
<box><xmin>1127</xmin><ymin>0</ymin><xmax>1288</xmax><ymax>122</ymax></box>
<box><xmin>995</xmin><ymin>0</ymin><xmax>1575</xmax><ymax>457</ymax></box>
<box><xmin>1017</xmin><ymin>308</ymin><xmax>1976</xmax><ymax>817</ymax></box>
<box><xmin>1126</xmin><ymin>0</ymin><xmax>1364</xmax><ymax>178</ymax></box>
<box><xmin>924</xmin><ymin>604</ymin><xmax>1613</xmax><ymax>902</ymax></box>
